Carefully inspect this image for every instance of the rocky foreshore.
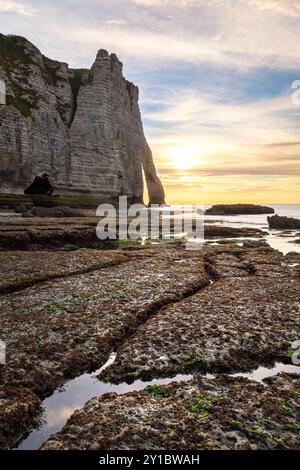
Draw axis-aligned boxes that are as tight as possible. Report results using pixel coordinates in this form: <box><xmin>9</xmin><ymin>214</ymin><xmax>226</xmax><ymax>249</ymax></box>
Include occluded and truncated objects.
<box><xmin>0</xmin><ymin>238</ymin><xmax>299</xmax><ymax>450</ymax></box>
<box><xmin>0</xmin><ymin>217</ymin><xmax>267</xmax><ymax>251</ymax></box>
<box><xmin>100</xmin><ymin>243</ymin><xmax>300</xmax><ymax>382</ymax></box>
<box><xmin>41</xmin><ymin>373</ymin><xmax>299</xmax><ymax>450</ymax></box>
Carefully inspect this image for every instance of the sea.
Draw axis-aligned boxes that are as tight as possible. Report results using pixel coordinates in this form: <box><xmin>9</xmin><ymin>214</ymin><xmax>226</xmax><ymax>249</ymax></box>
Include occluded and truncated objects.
<box><xmin>204</xmin><ymin>204</ymin><xmax>300</xmax><ymax>254</ymax></box>
<box><xmin>159</xmin><ymin>204</ymin><xmax>300</xmax><ymax>255</ymax></box>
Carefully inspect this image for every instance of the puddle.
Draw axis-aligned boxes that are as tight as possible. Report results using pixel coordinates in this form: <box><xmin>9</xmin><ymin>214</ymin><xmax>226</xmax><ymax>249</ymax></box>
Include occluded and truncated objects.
<box><xmin>17</xmin><ymin>354</ymin><xmax>300</xmax><ymax>451</ymax></box>
<box><xmin>204</xmin><ymin>234</ymin><xmax>300</xmax><ymax>255</ymax></box>
<box><xmin>17</xmin><ymin>352</ymin><xmax>115</xmax><ymax>450</ymax></box>
<box><xmin>266</xmin><ymin>233</ymin><xmax>300</xmax><ymax>255</ymax></box>
<box><xmin>231</xmin><ymin>362</ymin><xmax>300</xmax><ymax>382</ymax></box>
<box><xmin>17</xmin><ymin>352</ymin><xmax>195</xmax><ymax>450</ymax></box>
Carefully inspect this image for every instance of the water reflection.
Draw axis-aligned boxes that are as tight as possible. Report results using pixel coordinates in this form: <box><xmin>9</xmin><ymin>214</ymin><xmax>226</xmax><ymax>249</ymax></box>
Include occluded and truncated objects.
<box><xmin>18</xmin><ymin>358</ymin><xmax>299</xmax><ymax>450</ymax></box>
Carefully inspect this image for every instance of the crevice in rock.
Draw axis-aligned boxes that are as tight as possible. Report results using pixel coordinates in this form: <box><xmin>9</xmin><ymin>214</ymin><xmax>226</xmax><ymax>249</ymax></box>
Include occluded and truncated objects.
<box><xmin>107</xmin><ymin>350</ymin><xmax>295</xmax><ymax>385</ymax></box>
<box><xmin>4</xmin><ymin>244</ymin><xmax>299</xmax><ymax>450</ymax></box>
<box><xmin>109</xmin><ymin>275</ymin><xmax>212</xmax><ymax>361</ymax></box>
<box><xmin>204</xmin><ymin>255</ymin><xmax>251</xmax><ymax>280</ymax></box>
<box><xmin>68</xmin><ymin>69</ymin><xmax>86</xmax><ymax>127</ymax></box>
<box><xmin>0</xmin><ymin>257</ymin><xmax>131</xmax><ymax>295</ymax></box>
<box><xmin>100</xmin><ymin>247</ymin><xmax>300</xmax><ymax>385</ymax></box>
<box><xmin>2</xmin><ymin>255</ymin><xmax>212</xmax><ymax>449</ymax></box>
<box><xmin>16</xmin><ymin>273</ymin><xmax>214</xmax><ymax>450</ymax></box>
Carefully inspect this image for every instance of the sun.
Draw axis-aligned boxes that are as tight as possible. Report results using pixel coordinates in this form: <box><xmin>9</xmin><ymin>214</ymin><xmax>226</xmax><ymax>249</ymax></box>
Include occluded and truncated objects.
<box><xmin>168</xmin><ymin>146</ymin><xmax>200</xmax><ymax>170</ymax></box>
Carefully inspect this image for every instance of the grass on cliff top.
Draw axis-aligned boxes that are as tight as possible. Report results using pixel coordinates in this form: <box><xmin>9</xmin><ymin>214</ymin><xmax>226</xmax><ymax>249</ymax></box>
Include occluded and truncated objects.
<box><xmin>0</xmin><ymin>34</ymin><xmax>67</xmax><ymax>118</ymax></box>
<box><xmin>0</xmin><ymin>34</ymin><xmax>39</xmax><ymax>117</ymax></box>
<box><xmin>1</xmin><ymin>36</ymin><xmax>93</xmax><ymax>124</ymax></box>
<box><xmin>0</xmin><ymin>34</ymin><xmax>33</xmax><ymax>64</ymax></box>
<box><xmin>0</xmin><ymin>35</ymin><xmax>88</xmax><ymax>121</ymax></box>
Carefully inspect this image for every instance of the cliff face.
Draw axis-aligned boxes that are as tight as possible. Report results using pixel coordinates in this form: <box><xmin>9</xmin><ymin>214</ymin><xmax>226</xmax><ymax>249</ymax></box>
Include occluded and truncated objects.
<box><xmin>0</xmin><ymin>34</ymin><xmax>165</xmax><ymax>204</ymax></box>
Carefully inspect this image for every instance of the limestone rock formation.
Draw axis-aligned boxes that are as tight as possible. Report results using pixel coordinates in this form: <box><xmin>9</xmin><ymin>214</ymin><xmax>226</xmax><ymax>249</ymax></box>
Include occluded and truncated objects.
<box><xmin>0</xmin><ymin>34</ymin><xmax>165</xmax><ymax>204</ymax></box>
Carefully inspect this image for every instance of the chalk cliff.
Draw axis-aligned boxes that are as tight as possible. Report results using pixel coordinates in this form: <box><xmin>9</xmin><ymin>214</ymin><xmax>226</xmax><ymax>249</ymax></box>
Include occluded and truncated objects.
<box><xmin>0</xmin><ymin>34</ymin><xmax>165</xmax><ymax>204</ymax></box>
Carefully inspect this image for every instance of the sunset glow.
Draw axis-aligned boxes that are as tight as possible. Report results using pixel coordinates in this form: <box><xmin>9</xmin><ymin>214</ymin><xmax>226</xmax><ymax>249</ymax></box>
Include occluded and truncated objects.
<box><xmin>168</xmin><ymin>146</ymin><xmax>200</xmax><ymax>171</ymax></box>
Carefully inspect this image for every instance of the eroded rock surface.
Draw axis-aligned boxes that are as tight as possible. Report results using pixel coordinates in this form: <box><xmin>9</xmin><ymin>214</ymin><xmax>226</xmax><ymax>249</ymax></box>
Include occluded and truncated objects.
<box><xmin>0</xmin><ymin>250</ymin><xmax>128</xmax><ymax>294</ymax></box>
<box><xmin>1</xmin><ymin>242</ymin><xmax>299</xmax><ymax>450</ymax></box>
<box><xmin>0</xmin><ymin>217</ymin><xmax>108</xmax><ymax>250</ymax></box>
<box><xmin>0</xmin><ymin>386</ymin><xmax>41</xmax><ymax>449</ymax></box>
<box><xmin>102</xmin><ymin>244</ymin><xmax>300</xmax><ymax>382</ymax></box>
<box><xmin>0</xmin><ymin>245</ymin><xmax>208</xmax><ymax>448</ymax></box>
<box><xmin>204</xmin><ymin>225</ymin><xmax>266</xmax><ymax>239</ymax></box>
<box><xmin>41</xmin><ymin>373</ymin><xmax>300</xmax><ymax>450</ymax></box>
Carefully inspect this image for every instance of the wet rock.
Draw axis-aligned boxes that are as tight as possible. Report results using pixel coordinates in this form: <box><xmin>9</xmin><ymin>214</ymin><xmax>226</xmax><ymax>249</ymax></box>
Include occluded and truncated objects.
<box><xmin>277</xmin><ymin>231</ymin><xmax>294</xmax><ymax>238</ymax></box>
<box><xmin>206</xmin><ymin>205</ymin><xmax>274</xmax><ymax>215</ymax></box>
<box><xmin>205</xmin><ymin>225</ymin><xmax>266</xmax><ymax>239</ymax></box>
<box><xmin>0</xmin><ymin>218</ymin><xmax>115</xmax><ymax>250</ymax></box>
<box><xmin>0</xmin><ymin>250</ymin><xmax>128</xmax><ymax>294</ymax></box>
<box><xmin>0</xmin><ymin>216</ymin><xmax>267</xmax><ymax>250</ymax></box>
<box><xmin>268</xmin><ymin>215</ymin><xmax>300</xmax><ymax>230</ymax></box>
<box><xmin>0</xmin><ymin>245</ymin><xmax>208</xmax><ymax>448</ymax></box>
<box><xmin>103</xmin><ymin>245</ymin><xmax>300</xmax><ymax>382</ymax></box>
<box><xmin>40</xmin><ymin>373</ymin><xmax>300</xmax><ymax>450</ymax></box>
<box><xmin>281</xmin><ymin>252</ymin><xmax>300</xmax><ymax>264</ymax></box>
<box><xmin>23</xmin><ymin>206</ymin><xmax>85</xmax><ymax>218</ymax></box>
<box><xmin>1</xmin><ymin>241</ymin><xmax>299</xmax><ymax>450</ymax></box>
<box><xmin>0</xmin><ymin>386</ymin><xmax>41</xmax><ymax>449</ymax></box>
<box><xmin>205</xmin><ymin>251</ymin><xmax>249</xmax><ymax>278</ymax></box>
<box><xmin>243</xmin><ymin>240</ymin><xmax>269</xmax><ymax>249</ymax></box>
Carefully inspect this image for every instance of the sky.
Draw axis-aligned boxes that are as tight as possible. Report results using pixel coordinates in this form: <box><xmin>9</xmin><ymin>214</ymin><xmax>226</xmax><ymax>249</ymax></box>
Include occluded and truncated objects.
<box><xmin>1</xmin><ymin>0</ymin><xmax>300</xmax><ymax>204</ymax></box>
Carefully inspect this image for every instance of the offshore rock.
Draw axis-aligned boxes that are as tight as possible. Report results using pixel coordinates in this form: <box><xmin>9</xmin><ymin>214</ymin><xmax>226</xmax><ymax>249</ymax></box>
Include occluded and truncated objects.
<box><xmin>206</xmin><ymin>204</ymin><xmax>274</xmax><ymax>215</ymax></box>
<box><xmin>268</xmin><ymin>214</ymin><xmax>300</xmax><ymax>230</ymax></box>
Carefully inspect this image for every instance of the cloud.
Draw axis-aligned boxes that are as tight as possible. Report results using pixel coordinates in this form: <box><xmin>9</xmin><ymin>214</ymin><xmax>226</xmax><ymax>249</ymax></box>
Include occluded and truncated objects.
<box><xmin>141</xmin><ymin>85</ymin><xmax>300</xmax><ymax>190</ymax></box>
<box><xmin>124</xmin><ymin>0</ymin><xmax>300</xmax><ymax>71</ymax></box>
<box><xmin>262</xmin><ymin>141</ymin><xmax>300</xmax><ymax>148</ymax></box>
<box><xmin>104</xmin><ymin>19</ymin><xmax>128</xmax><ymax>25</ymax></box>
<box><xmin>144</xmin><ymin>88</ymin><xmax>297</xmax><ymax>146</ymax></box>
<box><xmin>134</xmin><ymin>0</ymin><xmax>300</xmax><ymax>17</ymax></box>
<box><xmin>62</xmin><ymin>10</ymin><xmax>300</xmax><ymax>71</ymax></box>
<box><xmin>250</xmin><ymin>0</ymin><xmax>300</xmax><ymax>17</ymax></box>
<box><xmin>0</xmin><ymin>0</ymin><xmax>37</xmax><ymax>16</ymax></box>
<box><xmin>2</xmin><ymin>0</ymin><xmax>300</xmax><ymax>71</ymax></box>
<box><xmin>133</xmin><ymin>0</ymin><xmax>196</xmax><ymax>5</ymax></box>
